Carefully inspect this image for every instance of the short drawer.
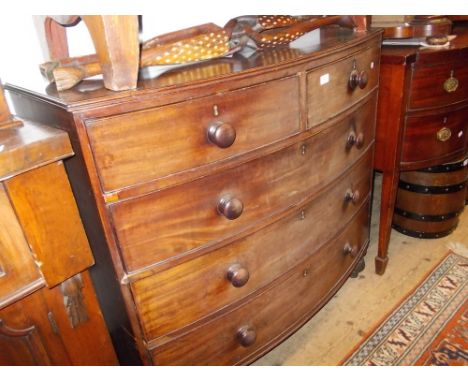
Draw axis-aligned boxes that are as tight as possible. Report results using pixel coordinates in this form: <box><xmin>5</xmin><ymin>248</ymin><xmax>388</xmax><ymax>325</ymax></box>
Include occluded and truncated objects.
<box><xmin>408</xmin><ymin>60</ymin><xmax>468</xmax><ymax>110</ymax></box>
<box><xmin>111</xmin><ymin>95</ymin><xmax>377</xmax><ymax>272</ymax></box>
<box><xmin>306</xmin><ymin>44</ymin><xmax>380</xmax><ymax>127</ymax></box>
<box><xmin>131</xmin><ymin>151</ymin><xmax>373</xmax><ymax>339</ymax></box>
<box><xmin>147</xmin><ymin>203</ymin><xmax>370</xmax><ymax>365</ymax></box>
<box><xmin>86</xmin><ymin>77</ymin><xmax>300</xmax><ymax>192</ymax></box>
<box><xmin>401</xmin><ymin>106</ymin><xmax>468</xmax><ymax>165</ymax></box>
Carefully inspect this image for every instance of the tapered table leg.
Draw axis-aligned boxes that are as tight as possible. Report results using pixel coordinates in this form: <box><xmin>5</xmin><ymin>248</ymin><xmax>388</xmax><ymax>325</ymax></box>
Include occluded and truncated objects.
<box><xmin>375</xmin><ymin>168</ymin><xmax>400</xmax><ymax>275</ymax></box>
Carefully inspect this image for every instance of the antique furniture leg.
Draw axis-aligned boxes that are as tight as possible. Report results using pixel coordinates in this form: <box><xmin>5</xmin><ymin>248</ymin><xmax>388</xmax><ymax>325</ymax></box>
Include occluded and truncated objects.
<box><xmin>82</xmin><ymin>16</ymin><xmax>140</xmax><ymax>91</ymax></box>
<box><xmin>373</xmin><ymin>58</ymin><xmax>409</xmax><ymax>275</ymax></box>
<box><xmin>37</xmin><ymin>16</ymin><xmax>140</xmax><ymax>91</ymax></box>
<box><xmin>376</xmin><ymin>169</ymin><xmax>400</xmax><ymax>274</ymax></box>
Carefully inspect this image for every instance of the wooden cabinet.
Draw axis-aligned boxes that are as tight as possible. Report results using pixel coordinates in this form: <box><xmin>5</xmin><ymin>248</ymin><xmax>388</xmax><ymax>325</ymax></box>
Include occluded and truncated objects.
<box><xmin>374</xmin><ymin>25</ymin><xmax>468</xmax><ymax>275</ymax></box>
<box><xmin>6</xmin><ymin>26</ymin><xmax>382</xmax><ymax>365</ymax></box>
<box><xmin>0</xmin><ymin>91</ymin><xmax>117</xmax><ymax>365</ymax></box>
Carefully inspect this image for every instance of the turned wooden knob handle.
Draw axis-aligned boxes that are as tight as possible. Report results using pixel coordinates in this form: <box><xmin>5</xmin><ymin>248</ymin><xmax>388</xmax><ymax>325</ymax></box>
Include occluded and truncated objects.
<box><xmin>227</xmin><ymin>264</ymin><xmax>250</xmax><ymax>287</ymax></box>
<box><xmin>217</xmin><ymin>196</ymin><xmax>244</xmax><ymax>220</ymax></box>
<box><xmin>347</xmin><ymin>130</ymin><xmax>364</xmax><ymax>148</ymax></box>
<box><xmin>207</xmin><ymin>122</ymin><xmax>236</xmax><ymax>148</ymax></box>
<box><xmin>349</xmin><ymin>69</ymin><xmax>368</xmax><ymax>90</ymax></box>
<box><xmin>344</xmin><ymin>189</ymin><xmax>361</xmax><ymax>204</ymax></box>
<box><xmin>358</xmin><ymin>70</ymin><xmax>368</xmax><ymax>89</ymax></box>
<box><xmin>236</xmin><ymin>325</ymin><xmax>257</xmax><ymax>347</ymax></box>
<box><xmin>343</xmin><ymin>243</ymin><xmax>359</xmax><ymax>258</ymax></box>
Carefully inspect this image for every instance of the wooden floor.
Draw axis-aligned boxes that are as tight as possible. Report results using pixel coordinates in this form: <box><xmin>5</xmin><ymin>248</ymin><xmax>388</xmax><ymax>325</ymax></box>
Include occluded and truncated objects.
<box><xmin>253</xmin><ymin>172</ymin><xmax>468</xmax><ymax>365</ymax></box>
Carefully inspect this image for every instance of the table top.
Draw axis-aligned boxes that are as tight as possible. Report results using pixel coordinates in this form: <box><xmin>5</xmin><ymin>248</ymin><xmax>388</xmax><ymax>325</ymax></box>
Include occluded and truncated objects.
<box><xmin>380</xmin><ymin>22</ymin><xmax>468</xmax><ymax>64</ymax></box>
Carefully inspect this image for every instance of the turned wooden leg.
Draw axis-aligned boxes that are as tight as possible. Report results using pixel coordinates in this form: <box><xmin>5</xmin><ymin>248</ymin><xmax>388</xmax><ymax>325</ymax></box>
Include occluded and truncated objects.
<box><xmin>82</xmin><ymin>16</ymin><xmax>140</xmax><ymax>91</ymax></box>
<box><xmin>375</xmin><ymin>169</ymin><xmax>400</xmax><ymax>275</ymax></box>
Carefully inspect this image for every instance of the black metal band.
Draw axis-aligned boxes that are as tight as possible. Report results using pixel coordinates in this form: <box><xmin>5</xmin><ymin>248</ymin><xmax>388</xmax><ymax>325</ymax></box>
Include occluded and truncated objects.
<box><xmin>419</xmin><ymin>160</ymin><xmax>468</xmax><ymax>173</ymax></box>
<box><xmin>394</xmin><ymin>207</ymin><xmax>464</xmax><ymax>222</ymax></box>
<box><xmin>398</xmin><ymin>179</ymin><xmax>467</xmax><ymax>194</ymax></box>
<box><xmin>392</xmin><ymin>223</ymin><xmax>457</xmax><ymax>239</ymax></box>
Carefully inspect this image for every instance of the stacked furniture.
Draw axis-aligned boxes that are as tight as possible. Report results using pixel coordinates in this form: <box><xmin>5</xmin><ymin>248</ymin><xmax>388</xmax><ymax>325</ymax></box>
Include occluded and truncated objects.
<box><xmin>374</xmin><ymin>24</ymin><xmax>468</xmax><ymax>275</ymax></box>
<box><xmin>6</xmin><ymin>26</ymin><xmax>382</xmax><ymax>365</ymax></box>
<box><xmin>0</xmin><ymin>84</ymin><xmax>117</xmax><ymax>365</ymax></box>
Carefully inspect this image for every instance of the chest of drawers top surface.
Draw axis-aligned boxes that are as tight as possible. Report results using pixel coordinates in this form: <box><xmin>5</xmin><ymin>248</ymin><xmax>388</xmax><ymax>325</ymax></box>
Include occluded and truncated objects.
<box><xmin>7</xmin><ymin>27</ymin><xmax>381</xmax><ymax>112</ymax></box>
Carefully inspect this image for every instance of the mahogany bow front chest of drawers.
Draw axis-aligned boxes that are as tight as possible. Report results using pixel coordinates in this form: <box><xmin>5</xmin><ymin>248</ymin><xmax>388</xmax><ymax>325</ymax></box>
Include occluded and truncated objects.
<box><xmin>7</xmin><ymin>26</ymin><xmax>382</xmax><ymax>365</ymax></box>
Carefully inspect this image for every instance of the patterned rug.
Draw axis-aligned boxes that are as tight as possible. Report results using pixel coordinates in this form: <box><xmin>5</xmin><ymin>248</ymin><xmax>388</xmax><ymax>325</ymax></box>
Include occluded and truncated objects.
<box><xmin>342</xmin><ymin>251</ymin><xmax>468</xmax><ymax>366</ymax></box>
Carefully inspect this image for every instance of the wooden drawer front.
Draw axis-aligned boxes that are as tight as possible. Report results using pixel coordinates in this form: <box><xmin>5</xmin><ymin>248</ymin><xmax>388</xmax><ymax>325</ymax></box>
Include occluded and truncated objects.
<box><xmin>401</xmin><ymin>107</ymin><xmax>468</xmax><ymax>164</ymax></box>
<box><xmin>87</xmin><ymin>77</ymin><xmax>300</xmax><ymax>192</ymax></box>
<box><xmin>0</xmin><ymin>184</ymin><xmax>42</xmax><ymax>307</ymax></box>
<box><xmin>408</xmin><ymin>61</ymin><xmax>468</xmax><ymax>110</ymax></box>
<box><xmin>132</xmin><ymin>151</ymin><xmax>373</xmax><ymax>339</ymax></box>
<box><xmin>148</xmin><ymin>203</ymin><xmax>370</xmax><ymax>365</ymax></box>
<box><xmin>111</xmin><ymin>95</ymin><xmax>376</xmax><ymax>272</ymax></box>
<box><xmin>306</xmin><ymin>45</ymin><xmax>380</xmax><ymax>127</ymax></box>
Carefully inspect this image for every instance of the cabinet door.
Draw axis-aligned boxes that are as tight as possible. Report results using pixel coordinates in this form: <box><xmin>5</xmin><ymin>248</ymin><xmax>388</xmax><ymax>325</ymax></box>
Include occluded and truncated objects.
<box><xmin>0</xmin><ymin>290</ymin><xmax>67</xmax><ymax>366</ymax></box>
<box><xmin>0</xmin><ymin>184</ymin><xmax>43</xmax><ymax>308</ymax></box>
<box><xmin>0</xmin><ymin>319</ymin><xmax>52</xmax><ymax>365</ymax></box>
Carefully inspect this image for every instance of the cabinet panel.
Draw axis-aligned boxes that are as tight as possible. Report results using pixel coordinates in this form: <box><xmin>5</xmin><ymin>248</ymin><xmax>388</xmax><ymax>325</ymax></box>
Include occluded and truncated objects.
<box><xmin>0</xmin><ymin>184</ymin><xmax>42</xmax><ymax>308</ymax></box>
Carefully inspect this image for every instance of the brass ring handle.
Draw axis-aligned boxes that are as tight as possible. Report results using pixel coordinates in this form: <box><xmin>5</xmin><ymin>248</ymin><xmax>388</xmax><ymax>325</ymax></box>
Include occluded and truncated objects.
<box><xmin>344</xmin><ymin>189</ymin><xmax>361</xmax><ymax>204</ymax></box>
<box><xmin>207</xmin><ymin>122</ymin><xmax>236</xmax><ymax>148</ymax></box>
<box><xmin>437</xmin><ymin>127</ymin><xmax>452</xmax><ymax>142</ymax></box>
<box><xmin>217</xmin><ymin>196</ymin><xmax>244</xmax><ymax>220</ymax></box>
<box><xmin>236</xmin><ymin>325</ymin><xmax>257</xmax><ymax>347</ymax></box>
<box><xmin>443</xmin><ymin>73</ymin><xmax>459</xmax><ymax>93</ymax></box>
<box><xmin>227</xmin><ymin>264</ymin><xmax>250</xmax><ymax>287</ymax></box>
<box><xmin>343</xmin><ymin>243</ymin><xmax>358</xmax><ymax>258</ymax></box>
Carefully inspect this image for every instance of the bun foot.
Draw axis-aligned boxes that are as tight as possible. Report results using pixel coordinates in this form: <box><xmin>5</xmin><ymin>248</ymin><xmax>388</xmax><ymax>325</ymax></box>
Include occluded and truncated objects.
<box><xmin>350</xmin><ymin>257</ymin><xmax>365</xmax><ymax>278</ymax></box>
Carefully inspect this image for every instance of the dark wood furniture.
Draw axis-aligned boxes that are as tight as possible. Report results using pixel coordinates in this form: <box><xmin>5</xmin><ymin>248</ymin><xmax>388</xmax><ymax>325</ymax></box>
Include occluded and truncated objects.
<box><xmin>374</xmin><ymin>24</ymin><xmax>468</xmax><ymax>275</ymax></box>
<box><xmin>0</xmin><ymin>84</ymin><xmax>117</xmax><ymax>365</ymax></box>
<box><xmin>6</xmin><ymin>26</ymin><xmax>382</xmax><ymax>365</ymax></box>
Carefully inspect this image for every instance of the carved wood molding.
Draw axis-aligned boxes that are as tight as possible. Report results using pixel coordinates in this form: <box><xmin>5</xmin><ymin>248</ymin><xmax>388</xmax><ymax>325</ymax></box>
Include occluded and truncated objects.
<box><xmin>0</xmin><ymin>319</ymin><xmax>35</xmax><ymax>337</ymax></box>
<box><xmin>0</xmin><ymin>318</ymin><xmax>52</xmax><ymax>365</ymax></box>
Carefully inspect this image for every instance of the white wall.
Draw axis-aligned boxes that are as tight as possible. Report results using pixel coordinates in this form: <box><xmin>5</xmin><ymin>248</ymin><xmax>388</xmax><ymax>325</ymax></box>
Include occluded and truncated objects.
<box><xmin>0</xmin><ymin>1</ymin><xmax>464</xmax><ymax>97</ymax></box>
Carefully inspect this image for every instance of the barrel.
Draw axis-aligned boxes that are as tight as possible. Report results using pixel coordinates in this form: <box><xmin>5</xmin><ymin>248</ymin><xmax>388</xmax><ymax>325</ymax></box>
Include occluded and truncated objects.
<box><xmin>393</xmin><ymin>157</ymin><xmax>468</xmax><ymax>239</ymax></box>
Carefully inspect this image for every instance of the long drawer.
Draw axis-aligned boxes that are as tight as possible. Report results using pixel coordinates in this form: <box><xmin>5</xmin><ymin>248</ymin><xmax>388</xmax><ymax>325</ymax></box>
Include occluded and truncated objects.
<box><xmin>306</xmin><ymin>45</ymin><xmax>380</xmax><ymax>127</ymax></box>
<box><xmin>147</xmin><ymin>202</ymin><xmax>370</xmax><ymax>365</ymax></box>
<box><xmin>86</xmin><ymin>76</ymin><xmax>300</xmax><ymax>192</ymax></box>
<box><xmin>110</xmin><ymin>94</ymin><xmax>377</xmax><ymax>272</ymax></box>
<box><xmin>401</xmin><ymin>105</ymin><xmax>468</xmax><ymax>165</ymax></box>
<box><xmin>131</xmin><ymin>150</ymin><xmax>373</xmax><ymax>340</ymax></box>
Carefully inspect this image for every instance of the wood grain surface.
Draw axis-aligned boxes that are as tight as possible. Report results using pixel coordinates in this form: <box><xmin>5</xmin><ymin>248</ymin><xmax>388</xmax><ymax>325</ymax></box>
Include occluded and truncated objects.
<box><xmin>5</xmin><ymin>161</ymin><xmax>94</xmax><ymax>287</ymax></box>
